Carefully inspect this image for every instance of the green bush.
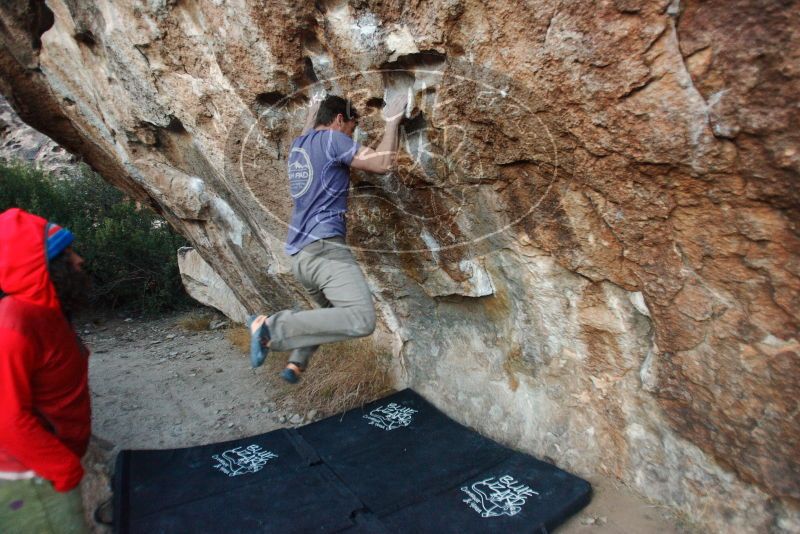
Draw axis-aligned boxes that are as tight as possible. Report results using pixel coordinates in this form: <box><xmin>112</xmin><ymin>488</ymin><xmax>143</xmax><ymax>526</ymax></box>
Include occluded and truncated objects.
<box><xmin>0</xmin><ymin>161</ymin><xmax>191</xmax><ymax>313</ymax></box>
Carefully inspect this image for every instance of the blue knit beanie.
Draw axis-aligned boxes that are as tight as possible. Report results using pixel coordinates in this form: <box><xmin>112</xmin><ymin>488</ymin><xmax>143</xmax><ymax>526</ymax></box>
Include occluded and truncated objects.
<box><xmin>45</xmin><ymin>222</ymin><xmax>75</xmax><ymax>261</ymax></box>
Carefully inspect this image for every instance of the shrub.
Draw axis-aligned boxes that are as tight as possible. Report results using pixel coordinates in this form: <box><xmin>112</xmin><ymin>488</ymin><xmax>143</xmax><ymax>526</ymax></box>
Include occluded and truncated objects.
<box><xmin>178</xmin><ymin>313</ymin><xmax>213</xmax><ymax>332</ymax></box>
<box><xmin>0</xmin><ymin>161</ymin><xmax>191</xmax><ymax>313</ymax></box>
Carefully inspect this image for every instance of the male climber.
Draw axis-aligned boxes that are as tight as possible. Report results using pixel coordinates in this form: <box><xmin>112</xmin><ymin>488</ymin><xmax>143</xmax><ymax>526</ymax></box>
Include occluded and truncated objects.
<box><xmin>248</xmin><ymin>93</ymin><xmax>406</xmax><ymax>383</ymax></box>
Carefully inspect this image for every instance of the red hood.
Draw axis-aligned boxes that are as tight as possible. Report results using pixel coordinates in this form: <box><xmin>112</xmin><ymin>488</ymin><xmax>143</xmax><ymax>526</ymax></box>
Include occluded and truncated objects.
<box><xmin>0</xmin><ymin>208</ymin><xmax>60</xmax><ymax>309</ymax></box>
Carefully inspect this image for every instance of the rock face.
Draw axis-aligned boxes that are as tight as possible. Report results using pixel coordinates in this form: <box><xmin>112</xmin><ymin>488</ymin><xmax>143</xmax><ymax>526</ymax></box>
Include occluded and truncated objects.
<box><xmin>0</xmin><ymin>94</ymin><xmax>76</xmax><ymax>172</ymax></box>
<box><xmin>177</xmin><ymin>247</ymin><xmax>249</xmax><ymax>323</ymax></box>
<box><xmin>1</xmin><ymin>0</ymin><xmax>797</xmax><ymax>530</ymax></box>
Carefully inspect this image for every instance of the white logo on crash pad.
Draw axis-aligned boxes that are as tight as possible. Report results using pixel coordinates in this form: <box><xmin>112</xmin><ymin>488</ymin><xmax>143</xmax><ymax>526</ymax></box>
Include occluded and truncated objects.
<box><xmin>363</xmin><ymin>403</ymin><xmax>418</xmax><ymax>431</ymax></box>
<box><xmin>288</xmin><ymin>147</ymin><xmax>313</xmax><ymax>198</ymax></box>
<box><xmin>461</xmin><ymin>475</ymin><xmax>539</xmax><ymax>518</ymax></box>
<box><xmin>211</xmin><ymin>444</ymin><xmax>278</xmax><ymax>477</ymax></box>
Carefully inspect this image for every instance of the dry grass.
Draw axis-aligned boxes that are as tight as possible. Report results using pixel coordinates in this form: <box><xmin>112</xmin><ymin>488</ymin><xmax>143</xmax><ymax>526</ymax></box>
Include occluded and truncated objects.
<box><xmin>177</xmin><ymin>313</ymin><xmax>213</xmax><ymax>332</ymax></box>
<box><xmin>226</xmin><ymin>325</ymin><xmax>251</xmax><ymax>352</ymax></box>
<box><xmin>227</xmin><ymin>325</ymin><xmax>394</xmax><ymax>416</ymax></box>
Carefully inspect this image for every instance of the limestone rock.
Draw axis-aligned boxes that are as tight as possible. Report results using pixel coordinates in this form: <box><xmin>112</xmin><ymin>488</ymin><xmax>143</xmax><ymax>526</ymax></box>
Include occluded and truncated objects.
<box><xmin>1</xmin><ymin>0</ymin><xmax>797</xmax><ymax>531</ymax></box>
<box><xmin>0</xmin><ymin>94</ymin><xmax>75</xmax><ymax>172</ymax></box>
<box><xmin>177</xmin><ymin>247</ymin><xmax>249</xmax><ymax>324</ymax></box>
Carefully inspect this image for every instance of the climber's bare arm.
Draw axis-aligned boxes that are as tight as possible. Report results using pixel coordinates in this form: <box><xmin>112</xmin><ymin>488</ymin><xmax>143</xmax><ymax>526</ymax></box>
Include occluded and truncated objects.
<box><xmin>350</xmin><ymin>95</ymin><xmax>406</xmax><ymax>174</ymax></box>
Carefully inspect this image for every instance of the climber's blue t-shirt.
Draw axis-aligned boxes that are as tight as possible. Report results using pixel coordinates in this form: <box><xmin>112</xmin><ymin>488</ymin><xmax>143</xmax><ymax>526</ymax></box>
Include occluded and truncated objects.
<box><xmin>285</xmin><ymin>129</ymin><xmax>361</xmax><ymax>255</ymax></box>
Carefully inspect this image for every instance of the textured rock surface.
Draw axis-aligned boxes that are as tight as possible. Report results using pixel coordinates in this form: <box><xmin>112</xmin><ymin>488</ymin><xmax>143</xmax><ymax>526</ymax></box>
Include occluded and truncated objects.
<box><xmin>0</xmin><ymin>94</ymin><xmax>76</xmax><ymax>172</ymax></box>
<box><xmin>177</xmin><ymin>247</ymin><xmax>249</xmax><ymax>323</ymax></box>
<box><xmin>1</xmin><ymin>0</ymin><xmax>798</xmax><ymax>531</ymax></box>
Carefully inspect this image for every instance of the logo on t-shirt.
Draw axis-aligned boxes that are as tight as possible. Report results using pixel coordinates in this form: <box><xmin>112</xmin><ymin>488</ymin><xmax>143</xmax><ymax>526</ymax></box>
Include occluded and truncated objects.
<box><xmin>288</xmin><ymin>147</ymin><xmax>313</xmax><ymax>198</ymax></box>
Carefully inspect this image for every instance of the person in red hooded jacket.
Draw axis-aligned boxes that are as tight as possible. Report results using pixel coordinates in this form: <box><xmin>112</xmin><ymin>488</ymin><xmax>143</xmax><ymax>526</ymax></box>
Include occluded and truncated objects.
<box><xmin>0</xmin><ymin>208</ymin><xmax>91</xmax><ymax>533</ymax></box>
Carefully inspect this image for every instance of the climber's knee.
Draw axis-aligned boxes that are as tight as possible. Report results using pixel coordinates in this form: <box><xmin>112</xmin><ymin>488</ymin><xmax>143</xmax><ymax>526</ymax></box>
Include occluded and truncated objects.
<box><xmin>352</xmin><ymin>306</ymin><xmax>376</xmax><ymax>337</ymax></box>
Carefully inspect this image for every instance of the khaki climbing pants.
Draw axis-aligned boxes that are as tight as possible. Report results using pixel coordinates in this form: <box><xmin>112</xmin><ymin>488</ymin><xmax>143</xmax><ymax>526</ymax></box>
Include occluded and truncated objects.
<box><xmin>268</xmin><ymin>236</ymin><xmax>376</xmax><ymax>367</ymax></box>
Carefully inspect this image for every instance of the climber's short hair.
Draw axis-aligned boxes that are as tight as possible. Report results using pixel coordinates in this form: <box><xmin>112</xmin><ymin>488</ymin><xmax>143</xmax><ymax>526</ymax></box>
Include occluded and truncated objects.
<box><xmin>314</xmin><ymin>95</ymin><xmax>359</xmax><ymax>127</ymax></box>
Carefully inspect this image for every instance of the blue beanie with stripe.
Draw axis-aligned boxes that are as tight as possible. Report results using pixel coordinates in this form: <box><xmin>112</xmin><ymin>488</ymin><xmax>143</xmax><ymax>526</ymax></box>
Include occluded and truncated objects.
<box><xmin>45</xmin><ymin>222</ymin><xmax>75</xmax><ymax>261</ymax></box>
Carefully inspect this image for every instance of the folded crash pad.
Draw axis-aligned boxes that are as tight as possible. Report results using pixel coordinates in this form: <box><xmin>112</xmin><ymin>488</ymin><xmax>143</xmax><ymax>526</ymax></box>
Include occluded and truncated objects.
<box><xmin>113</xmin><ymin>389</ymin><xmax>591</xmax><ymax>533</ymax></box>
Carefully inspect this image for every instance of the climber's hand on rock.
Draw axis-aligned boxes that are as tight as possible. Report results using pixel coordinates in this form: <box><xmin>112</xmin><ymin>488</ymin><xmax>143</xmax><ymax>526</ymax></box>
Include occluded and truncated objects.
<box><xmin>382</xmin><ymin>94</ymin><xmax>407</xmax><ymax>123</ymax></box>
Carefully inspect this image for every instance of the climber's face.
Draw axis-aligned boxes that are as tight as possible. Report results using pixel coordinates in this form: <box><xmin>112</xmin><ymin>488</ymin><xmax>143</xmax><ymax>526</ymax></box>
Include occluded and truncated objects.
<box><xmin>332</xmin><ymin>113</ymin><xmax>358</xmax><ymax>138</ymax></box>
<box><xmin>64</xmin><ymin>247</ymin><xmax>85</xmax><ymax>272</ymax></box>
<box><xmin>341</xmin><ymin>118</ymin><xmax>357</xmax><ymax>138</ymax></box>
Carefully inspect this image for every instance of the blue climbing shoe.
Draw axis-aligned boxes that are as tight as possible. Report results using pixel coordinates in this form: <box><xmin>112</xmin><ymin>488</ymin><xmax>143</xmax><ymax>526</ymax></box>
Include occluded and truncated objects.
<box><xmin>246</xmin><ymin>314</ymin><xmax>270</xmax><ymax>368</ymax></box>
<box><xmin>280</xmin><ymin>363</ymin><xmax>304</xmax><ymax>384</ymax></box>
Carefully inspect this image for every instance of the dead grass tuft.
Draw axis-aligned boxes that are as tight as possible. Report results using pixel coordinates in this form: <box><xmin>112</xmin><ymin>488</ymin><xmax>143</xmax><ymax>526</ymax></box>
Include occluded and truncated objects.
<box><xmin>276</xmin><ymin>336</ymin><xmax>394</xmax><ymax>416</ymax></box>
<box><xmin>178</xmin><ymin>313</ymin><xmax>212</xmax><ymax>332</ymax></box>
<box><xmin>226</xmin><ymin>325</ymin><xmax>251</xmax><ymax>353</ymax></box>
<box><xmin>227</xmin><ymin>326</ymin><xmax>393</xmax><ymax>417</ymax></box>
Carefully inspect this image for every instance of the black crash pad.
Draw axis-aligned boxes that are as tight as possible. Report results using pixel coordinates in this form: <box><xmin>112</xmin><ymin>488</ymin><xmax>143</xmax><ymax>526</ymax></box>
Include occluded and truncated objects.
<box><xmin>380</xmin><ymin>452</ymin><xmax>592</xmax><ymax>533</ymax></box>
<box><xmin>113</xmin><ymin>430</ymin><xmax>361</xmax><ymax>533</ymax></box>
<box><xmin>297</xmin><ymin>388</ymin><xmax>514</xmax><ymax>515</ymax></box>
<box><xmin>113</xmin><ymin>389</ymin><xmax>591</xmax><ymax>533</ymax></box>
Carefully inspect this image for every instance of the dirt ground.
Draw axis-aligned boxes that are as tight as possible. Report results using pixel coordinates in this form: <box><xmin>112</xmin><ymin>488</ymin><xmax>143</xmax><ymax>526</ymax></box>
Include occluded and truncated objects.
<box><xmin>80</xmin><ymin>308</ymin><xmax>694</xmax><ymax>533</ymax></box>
